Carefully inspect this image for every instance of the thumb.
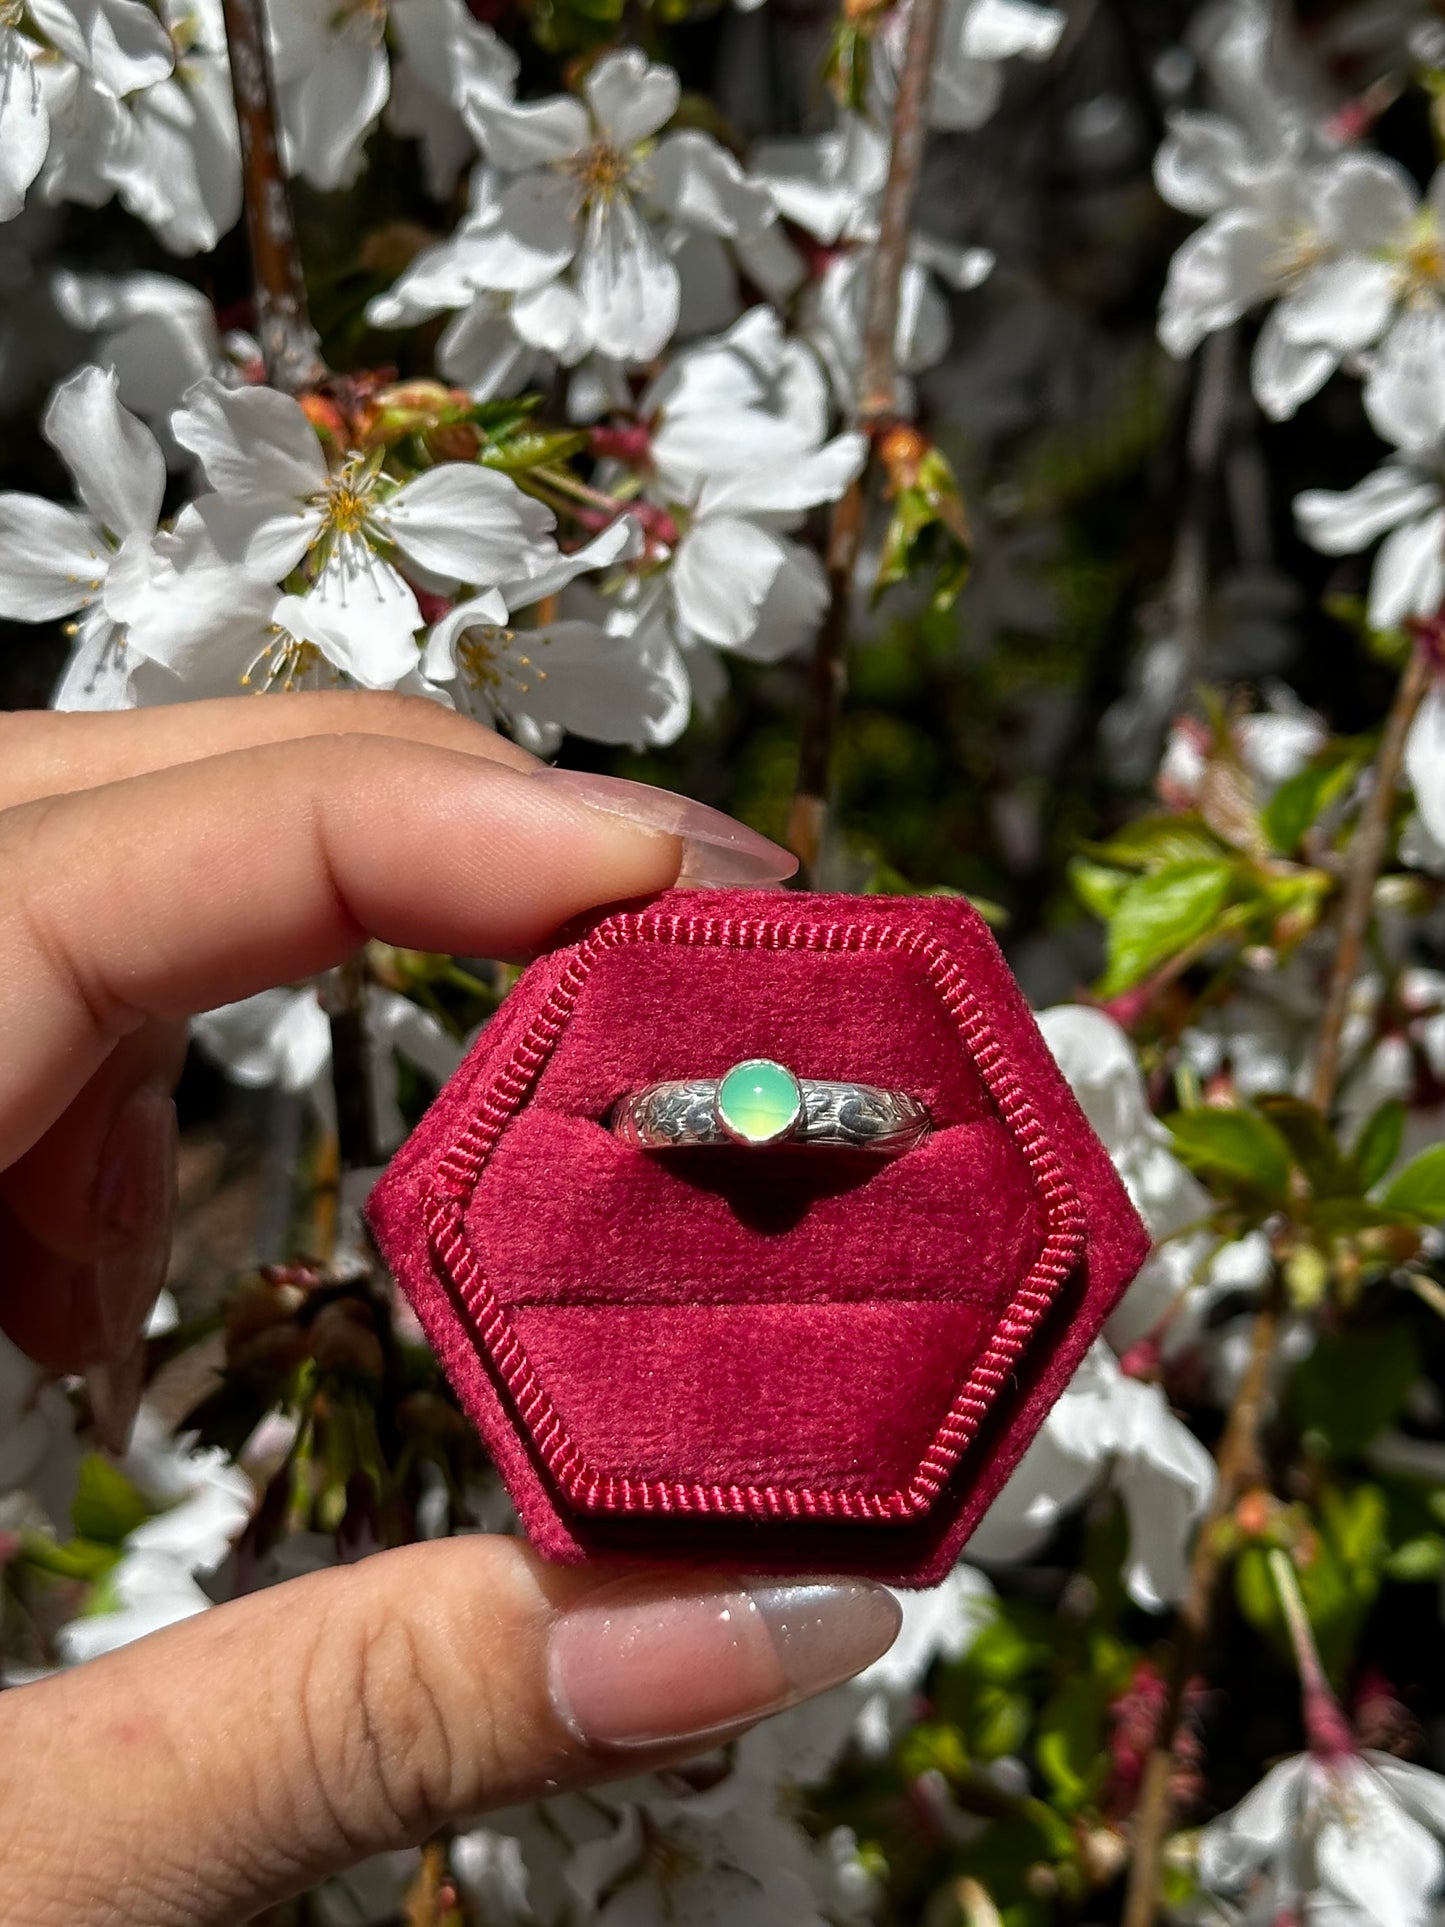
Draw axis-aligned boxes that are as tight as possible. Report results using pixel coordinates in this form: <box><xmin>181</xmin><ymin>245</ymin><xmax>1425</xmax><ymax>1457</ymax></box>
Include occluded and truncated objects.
<box><xmin>0</xmin><ymin>1538</ymin><xmax>900</xmax><ymax>1925</ymax></box>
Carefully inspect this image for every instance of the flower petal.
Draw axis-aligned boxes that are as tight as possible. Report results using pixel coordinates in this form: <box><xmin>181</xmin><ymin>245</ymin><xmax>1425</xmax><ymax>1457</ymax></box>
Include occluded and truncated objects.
<box><xmin>1295</xmin><ymin>465</ymin><xmax>1439</xmax><ymax>555</ymax></box>
<box><xmin>1313</xmin><ymin>150</ymin><xmax>1417</xmax><ymax>251</ymax></box>
<box><xmin>696</xmin><ymin>432</ymin><xmax>866</xmax><ymax>519</ymax></box>
<box><xmin>464</xmin><ymin>171</ymin><xmax>578</xmax><ymax>291</ymax></box>
<box><xmin>1153</xmin><ymin>110</ymin><xmax>1250</xmax><ymax>217</ymax></box>
<box><xmin>278</xmin><ymin>33</ymin><xmax>389</xmax><ymax>192</ymax></box>
<box><xmin>299</xmin><ymin>540</ymin><xmax>424</xmax><ymax>685</ymax></box>
<box><xmin>1316</xmin><ymin>1762</ymin><xmax>1443</xmax><ymax>1926</ymax></box>
<box><xmin>510</xmin><ymin>277</ymin><xmax>590</xmax><ymax>359</ymax></box>
<box><xmin>499</xmin><ymin>514</ymin><xmax>636</xmax><ymax>610</ymax></box>
<box><xmin>1158</xmin><ymin>212</ymin><xmax>1280</xmax><ymax>359</ymax></box>
<box><xmin>1369</xmin><ymin>506</ymin><xmax>1445</xmax><ymax>630</ymax></box>
<box><xmin>576</xmin><ymin>189</ymin><xmax>679</xmax><ymax>362</ymax></box>
<box><xmin>0</xmin><ymin>31</ymin><xmax>48</xmax><ymax>222</ymax></box>
<box><xmin>1365</xmin><ymin>311</ymin><xmax>1445</xmax><ymax>453</ymax></box>
<box><xmin>1251</xmin><ymin>305</ymin><xmax>1338</xmax><ymax>422</ymax></box>
<box><xmin>378</xmin><ymin>463</ymin><xmax>555</xmax><ymax>585</ymax></box>
<box><xmin>0</xmin><ymin>494</ymin><xmax>105</xmax><ymax>620</ymax></box>
<box><xmin>43</xmin><ymin>364</ymin><xmax>165</xmax><ymax>539</ymax></box>
<box><xmin>583</xmin><ymin>48</ymin><xmax>678</xmax><ymax>149</ymax></box>
<box><xmin>27</xmin><ymin>0</ymin><xmax>174</xmax><ymax>96</ymax></box>
<box><xmin>172</xmin><ymin>378</ymin><xmax>326</xmax><ymax>501</ymax></box>
<box><xmin>1280</xmin><ymin>257</ymin><xmax>1396</xmax><ymax>356</ymax></box>
<box><xmin>1405</xmin><ymin>684</ymin><xmax>1445</xmax><ymax>853</ymax></box>
<box><xmin>462</xmin><ymin>86</ymin><xmax>588</xmax><ymax>170</ymax></box>
<box><xmin>956</xmin><ymin>0</ymin><xmax>1065</xmax><ymax>61</ymax></box>
<box><xmin>438</xmin><ymin>300</ymin><xmax>536</xmax><ymax>400</ymax></box>
<box><xmin>672</xmin><ymin>515</ymin><xmax>785</xmax><ymax>649</ymax></box>
<box><xmin>650</xmin><ymin>131</ymin><xmax>774</xmax><ymax>241</ymax></box>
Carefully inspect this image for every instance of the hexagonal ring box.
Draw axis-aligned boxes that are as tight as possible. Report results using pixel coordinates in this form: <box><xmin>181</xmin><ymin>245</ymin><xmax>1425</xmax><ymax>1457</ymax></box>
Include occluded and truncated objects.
<box><xmin>367</xmin><ymin>890</ymin><xmax>1149</xmax><ymax>1586</ymax></box>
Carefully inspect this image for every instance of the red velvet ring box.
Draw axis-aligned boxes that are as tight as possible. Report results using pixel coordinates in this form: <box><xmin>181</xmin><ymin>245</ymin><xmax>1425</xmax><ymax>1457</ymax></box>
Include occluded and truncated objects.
<box><xmin>367</xmin><ymin>890</ymin><xmax>1149</xmax><ymax>1586</ymax></box>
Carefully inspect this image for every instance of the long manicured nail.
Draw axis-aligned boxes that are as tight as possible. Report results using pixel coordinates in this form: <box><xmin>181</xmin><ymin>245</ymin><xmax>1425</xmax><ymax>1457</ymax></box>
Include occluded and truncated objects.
<box><xmin>93</xmin><ymin>1080</ymin><xmax>178</xmax><ymax>1360</ymax></box>
<box><xmin>529</xmin><ymin>769</ymin><xmax>797</xmax><ymax>888</ymax></box>
<box><xmin>548</xmin><ymin>1577</ymin><xmax>900</xmax><ymax>1750</ymax></box>
<box><xmin>86</xmin><ymin>1341</ymin><xmax>148</xmax><ymax>1456</ymax></box>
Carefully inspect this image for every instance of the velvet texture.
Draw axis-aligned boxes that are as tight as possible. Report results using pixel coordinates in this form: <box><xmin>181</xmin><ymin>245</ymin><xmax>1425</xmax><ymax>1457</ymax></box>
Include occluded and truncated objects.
<box><xmin>367</xmin><ymin>891</ymin><xmax>1150</xmax><ymax>1585</ymax></box>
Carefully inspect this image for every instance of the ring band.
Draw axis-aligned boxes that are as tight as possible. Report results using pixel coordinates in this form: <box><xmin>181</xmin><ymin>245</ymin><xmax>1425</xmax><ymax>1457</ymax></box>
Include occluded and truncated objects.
<box><xmin>610</xmin><ymin>1057</ymin><xmax>930</xmax><ymax>1156</ymax></box>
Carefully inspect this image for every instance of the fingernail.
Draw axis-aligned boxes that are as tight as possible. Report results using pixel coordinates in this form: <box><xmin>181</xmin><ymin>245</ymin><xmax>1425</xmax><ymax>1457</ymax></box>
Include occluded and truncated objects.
<box><xmin>548</xmin><ymin>1576</ymin><xmax>900</xmax><ymax>1750</ymax></box>
<box><xmin>94</xmin><ymin>1081</ymin><xmax>177</xmax><ymax>1360</ymax></box>
<box><xmin>86</xmin><ymin>1341</ymin><xmax>148</xmax><ymax>1456</ymax></box>
<box><xmin>529</xmin><ymin>769</ymin><xmax>798</xmax><ymax>888</ymax></box>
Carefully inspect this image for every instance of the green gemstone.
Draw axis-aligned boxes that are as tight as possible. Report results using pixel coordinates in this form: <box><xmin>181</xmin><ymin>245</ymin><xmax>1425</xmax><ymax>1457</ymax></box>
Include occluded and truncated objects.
<box><xmin>716</xmin><ymin>1058</ymin><xmax>802</xmax><ymax>1146</ymax></box>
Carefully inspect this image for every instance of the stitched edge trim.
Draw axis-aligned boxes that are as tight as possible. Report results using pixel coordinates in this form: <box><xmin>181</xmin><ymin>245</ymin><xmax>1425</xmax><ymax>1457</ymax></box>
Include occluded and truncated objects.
<box><xmin>423</xmin><ymin>909</ymin><xmax>1086</xmax><ymax>1525</ymax></box>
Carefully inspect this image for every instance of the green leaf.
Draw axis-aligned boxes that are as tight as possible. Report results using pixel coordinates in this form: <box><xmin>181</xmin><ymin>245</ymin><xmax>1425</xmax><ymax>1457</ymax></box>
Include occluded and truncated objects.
<box><xmin>1262</xmin><ymin>752</ymin><xmax>1360</xmax><ymax>855</ymax></box>
<box><xmin>1035</xmin><ymin>1674</ymin><xmax>1109</xmax><ymax>1814</ymax></box>
<box><xmin>70</xmin><ymin>1453</ymin><xmax>150</xmax><ymax>1546</ymax></box>
<box><xmin>480</xmin><ymin>429</ymin><xmax>588</xmax><ymax>472</ymax></box>
<box><xmin>1085</xmin><ymin>813</ymin><xmax>1227</xmax><ymax>871</ymax></box>
<box><xmin>1097</xmin><ymin>858</ymin><xmax>1237</xmax><ymax>996</ymax></box>
<box><xmin>1068</xmin><ymin>856</ymin><xmax>1130</xmax><ymax>921</ymax></box>
<box><xmin>1354</xmin><ymin>1100</ymin><xmax>1406</xmax><ymax>1193</ymax></box>
<box><xmin>1165</xmin><ymin>1106</ymin><xmax>1294</xmax><ymax>1202</ymax></box>
<box><xmin>1255</xmin><ymin>1096</ymin><xmax>1352</xmax><ymax>1197</ymax></box>
<box><xmin>1289</xmin><ymin>1325</ymin><xmax>1421</xmax><ymax>1459</ymax></box>
<box><xmin>1383</xmin><ymin>1144</ymin><xmax>1445</xmax><ymax>1222</ymax></box>
<box><xmin>16</xmin><ymin>1531</ymin><xmax>118</xmax><ymax>1583</ymax></box>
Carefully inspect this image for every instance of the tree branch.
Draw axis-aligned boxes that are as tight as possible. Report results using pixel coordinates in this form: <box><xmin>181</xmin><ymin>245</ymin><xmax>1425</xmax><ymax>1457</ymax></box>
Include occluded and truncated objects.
<box><xmin>1121</xmin><ymin>641</ymin><xmax>1432</xmax><ymax>1924</ymax></box>
<box><xmin>785</xmin><ymin>0</ymin><xmax>945</xmax><ymax>885</ymax></box>
<box><xmin>219</xmin><ymin>0</ymin><xmax>326</xmax><ymax>395</ymax></box>
<box><xmin>220</xmin><ymin>0</ymin><xmax>376</xmax><ymax>1180</ymax></box>
<box><xmin>1309</xmin><ymin>643</ymin><xmax>1430</xmax><ymax>1112</ymax></box>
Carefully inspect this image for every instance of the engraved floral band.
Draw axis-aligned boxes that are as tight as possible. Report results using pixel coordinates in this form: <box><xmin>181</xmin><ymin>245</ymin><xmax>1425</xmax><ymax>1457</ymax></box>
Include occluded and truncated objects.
<box><xmin>610</xmin><ymin>1058</ymin><xmax>931</xmax><ymax>1155</ymax></box>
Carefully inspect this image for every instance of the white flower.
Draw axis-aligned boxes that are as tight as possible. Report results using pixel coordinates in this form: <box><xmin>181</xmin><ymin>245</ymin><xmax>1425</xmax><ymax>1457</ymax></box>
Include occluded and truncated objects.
<box><xmin>750</xmin><ymin>117</ymin><xmax>990</xmax><ymax>402</ymax></box>
<box><xmin>193</xmin><ymin>985</ymin><xmax>465</xmax><ymax>1151</ymax></box>
<box><xmin>0</xmin><ymin>363</ymin><xmax>175</xmax><ymax>704</ymax></box>
<box><xmin>56</xmin><ymin>1406</ymin><xmax>252</xmax><ymax>1665</ymax></box>
<box><xmin>461</xmin><ymin>49</ymin><xmax>774</xmax><ymax>363</ymax></box>
<box><xmin>366</xmin><ymin>172</ymin><xmax>590</xmax><ymax>401</ymax></box>
<box><xmin>1296</xmin><ymin>320</ymin><xmax>1445</xmax><ymax>635</ymax></box>
<box><xmin>632</xmin><ymin>428</ymin><xmax>866</xmax><ymax>669</ymax></box>
<box><xmin>101</xmin><ymin>0</ymin><xmax>241</xmax><ymax>254</ymax></box>
<box><xmin>422</xmin><ymin>517</ymin><xmax>690</xmax><ymax>752</ymax></box>
<box><xmin>171</xmin><ymin>377</ymin><xmax>557</xmax><ymax>686</ymax></box>
<box><xmin>385</xmin><ymin>0</ymin><xmax>518</xmax><ymax>199</ymax></box>
<box><xmin>565</xmin><ymin>1791</ymin><xmax>829</xmax><ymax>1927</ymax></box>
<box><xmin>1150</xmin><ymin>2</ymin><xmax>1430</xmax><ymax>417</ymax></box>
<box><xmin>1199</xmin><ymin>1749</ymin><xmax>1445</xmax><ymax>1927</ymax></box>
<box><xmin>967</xmin><ymin>1342</ymin><xmax>1216</xmax><ymax>1610</ymax></box>
<box><xmin>874</xmin><ymin>0</ymin><xmax>1064</xmax><ymax>132</ymax></box>
<box><xmin>269</xmin><ymin>0</ymin><xmax>390</xmax><ymax>191</ymax></box>
<box><xmin>0</xmin><ymin>10</ymin><xmax>50</xmax><ymax>222</ymax></box>
<box><xmin>51</xmin><ymin>268</ymin><xmax>239</xmax><ymax>442</ymax></box>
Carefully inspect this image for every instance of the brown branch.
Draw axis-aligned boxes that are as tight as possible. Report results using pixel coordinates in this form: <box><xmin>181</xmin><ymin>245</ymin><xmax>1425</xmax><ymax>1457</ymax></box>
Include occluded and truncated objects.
<box><xmin>219</xmin><ymin>0</ymin><xmax>326</xmax><ymax>394</ymax></box>
<box><xmin>785</xmin><ymin>0</ymin><xmax>946</xmax><ymax>885</ymax></box>
<box><xmin>220</xmin><ymin>0</ymin><xmax>379</xmax><ymax>1179</ymax></box>
<box><xmin>1122</xmin><ymin>642</ymin><xmax>1432</xmax><ymax>1926</ymax></box>
<box><xmin>1310</xmin><ymin>642</ymin><xmax>1431</xmax><ymax>1111</ymax></box>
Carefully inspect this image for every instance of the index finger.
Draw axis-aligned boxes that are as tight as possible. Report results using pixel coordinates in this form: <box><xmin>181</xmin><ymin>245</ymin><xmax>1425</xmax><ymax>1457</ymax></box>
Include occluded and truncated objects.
<box><xmin>0</xmin><ymin>734</ymin><xmax>684</xmax><ymax>1168</ymax></box>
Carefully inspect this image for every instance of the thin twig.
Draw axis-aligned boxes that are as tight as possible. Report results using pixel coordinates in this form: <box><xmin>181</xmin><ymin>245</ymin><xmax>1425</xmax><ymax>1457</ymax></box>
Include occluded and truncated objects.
<box><xmin>219</xmin><ymin>0</ymin><xmax>376</xmax><ymax>1180</ymax></box>
<box><xmin>219</xmin><ymin>0</ymin><xmax>326</xmax><ymax>394</ymax></box>
<box><xmin>1122</xmin><ymin>643</ymin><xmax>1432</xmax><ymax>1925</ymax></box>
<box><xmin>785</xmin><ymin>0</ymin><xmax>946</xmax><ymax>884</ymax></box>
<box><xmin>1310</xmin><ymin>643</ymin><xmax>1431</xmax><ymax>1111</ymax></box>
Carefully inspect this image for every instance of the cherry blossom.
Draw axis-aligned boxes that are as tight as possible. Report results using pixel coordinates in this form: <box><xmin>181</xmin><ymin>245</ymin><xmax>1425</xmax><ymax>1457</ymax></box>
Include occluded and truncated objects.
<box><xmin>460</xmin><ymin>49</ymin><xmax>775</xmax><ymax>363</ymax></box>
<box><xmin>170</xmin><ymin>376</ymin><xmax>557</xmax><ymax>684</ymax></box>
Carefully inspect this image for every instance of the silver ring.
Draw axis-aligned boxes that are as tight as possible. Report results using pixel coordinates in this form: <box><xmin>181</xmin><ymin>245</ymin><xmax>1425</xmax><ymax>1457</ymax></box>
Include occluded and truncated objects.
<box><xmin>610</xmin><ymin>1057</ymin><xmax>930</xmax><ymax>1156</ymax></box>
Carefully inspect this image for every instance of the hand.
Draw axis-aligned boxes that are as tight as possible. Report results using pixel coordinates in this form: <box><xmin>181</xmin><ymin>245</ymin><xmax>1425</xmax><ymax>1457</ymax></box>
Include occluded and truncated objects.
<box><xmin>0</xmin><ymin>692</ymin><xmax>900</xmax><ymax>1926</ymax></box>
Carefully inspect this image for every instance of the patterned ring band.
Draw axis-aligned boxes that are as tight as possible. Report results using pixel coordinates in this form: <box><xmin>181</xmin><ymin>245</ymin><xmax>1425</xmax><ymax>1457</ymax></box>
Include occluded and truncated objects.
<box><xmin>610</xmin><ymin>1057</ymin><xmax>931</xmax><ymax>1155</ymax></box>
